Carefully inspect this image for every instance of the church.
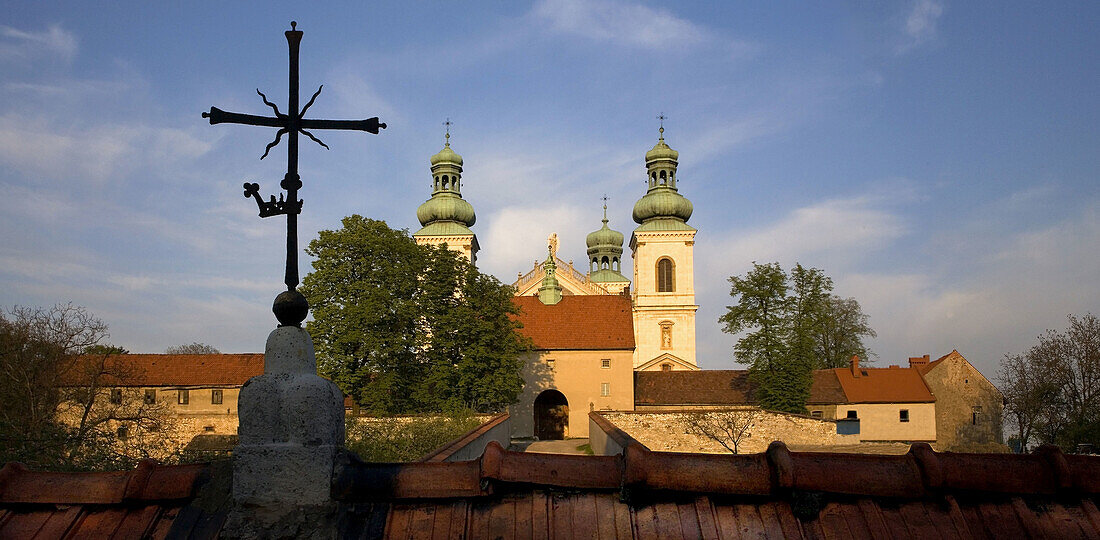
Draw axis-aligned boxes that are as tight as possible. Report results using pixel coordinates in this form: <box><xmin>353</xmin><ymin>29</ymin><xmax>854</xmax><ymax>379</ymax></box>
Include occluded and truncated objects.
<box><xmin>411</xmin><ymin>126</ymin><xmax>699</xmax><ymax>438</ymax></box>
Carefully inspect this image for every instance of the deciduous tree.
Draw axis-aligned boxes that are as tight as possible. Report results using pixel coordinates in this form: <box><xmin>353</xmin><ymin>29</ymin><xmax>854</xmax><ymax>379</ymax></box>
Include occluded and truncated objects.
<box><xmin>1000</xmin><ymin>313</ymin><xmax>1100</xmax><ymax>451</ymax></box>
<box><xmin>720</xmin><ymin>262</ymin><xmax>875</xmax><ymax>413</ymax></box>
<box><xmin>165</xmin><ymin>342</ymin><xmax>220</xmax><ymax>354</ymax></box>
<box><xmin>682</xmin><ymin>409</ymin><xmax>763</xmax><ymax>454</ymax></box>
<box><xmin>0</xmin><ymin>304</ymin><xmax>169</xmax><ymax>470</ymax></box>
<box><xmin>300</xmin><ymin>215</ymin><xmax>529</xmax><ymax>415</ymax></box>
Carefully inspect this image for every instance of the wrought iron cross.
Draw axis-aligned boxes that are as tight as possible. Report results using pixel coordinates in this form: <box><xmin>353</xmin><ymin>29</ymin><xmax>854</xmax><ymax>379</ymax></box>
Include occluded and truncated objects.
<box><xmin>202</xmin><ymin>21</ymin><xmax>386</xmax><ymax>326</ymax></box>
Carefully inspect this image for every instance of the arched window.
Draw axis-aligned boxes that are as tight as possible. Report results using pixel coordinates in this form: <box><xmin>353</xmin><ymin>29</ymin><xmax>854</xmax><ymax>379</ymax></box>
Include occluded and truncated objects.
<box><xmin>659</xmin><ymin>170</ymin><xmax>667</xmax><ymax>185</ymax></box>
<box><xmin>656</xmin><ymin>258</ymin><xmax>674</xmax><ymax>292</ymax></box>
<box><xmin>441</xmin><ymin>175</ymin><xmax>450</xmax><ymax>190</ymax></box>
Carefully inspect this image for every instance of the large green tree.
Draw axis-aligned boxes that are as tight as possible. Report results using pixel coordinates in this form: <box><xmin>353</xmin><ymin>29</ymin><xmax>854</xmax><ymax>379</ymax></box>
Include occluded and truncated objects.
<box><xmin>300</xmin><ymin>215</ymin><xmax>529</xmax><ymax>415</ymax></box>
<box><xmin>720</xmin><ymin>262</ymin><xmax>875</xmax><ymax>413</ymax></box>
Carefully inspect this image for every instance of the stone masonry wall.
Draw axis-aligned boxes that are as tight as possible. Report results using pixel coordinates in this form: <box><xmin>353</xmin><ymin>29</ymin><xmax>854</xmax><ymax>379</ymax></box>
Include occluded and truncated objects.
<box><xmin>601</xmin><ymin>409</ymin><xmax>858</xmax><ymax>454</ymax></box>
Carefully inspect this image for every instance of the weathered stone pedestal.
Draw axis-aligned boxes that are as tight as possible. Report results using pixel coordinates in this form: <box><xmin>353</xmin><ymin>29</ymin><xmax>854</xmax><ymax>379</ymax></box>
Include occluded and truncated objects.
<box><xmin>223</xmin><ymin>326</ymin><xmax>345</xmax><ymax>538</ymax></box>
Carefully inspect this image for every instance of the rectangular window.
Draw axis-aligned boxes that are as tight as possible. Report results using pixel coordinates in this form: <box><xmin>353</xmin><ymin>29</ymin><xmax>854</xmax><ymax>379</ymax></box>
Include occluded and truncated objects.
<box><xmin>110</xmin><ymin>388</ymin><xmax>123</xmax><ymax>404</ymax></box>
<box><xmin>601</xmin><ymin>359</ymin><xmax>611</xmax><ymax>369</ymax></box>
<box><xmin>810</xmin><ymin>410</ymin><xmax>823</xmax><ymax>419</ymax></box>
<box><xmin>178</xmin><ymin>389</ymin><xmax>189</xmax><ymax>405</ymax></box>
<box><xmin>900</xmin><ymin>409</ymin><xmax>910</xmax><ymax>422</ymax></box>
<box><xmin>546</xmin><ymin>359</ymin><xmax>555</xmax><ymax>370</ymax></box>
<box><xmin>846</xmin><ymin>410</ymin><xmax>858</xmax><ymax>419</ymax></box>
<box><xmin>144</xmin><ymin>389</ymin><xmax>156</xmax><ymax>405</ymax></box>
<box><xmin>600</xmin><ymin>383</ymin><xmax>610</xmax><ymax>397</ymax></box>
<box><xmin>212</xmin><ymin>389</ymin><xmax>223</xmax><ymax>405</ymax></box>
<box><xmin>972</xmin><ymin>406</ymin><xmax>982</xmax><ymax>425</ymax></box>
<box><xmin>116</xmin><ymin>425</ymin><xmax>129</xmax><ymax>439</ymax></box>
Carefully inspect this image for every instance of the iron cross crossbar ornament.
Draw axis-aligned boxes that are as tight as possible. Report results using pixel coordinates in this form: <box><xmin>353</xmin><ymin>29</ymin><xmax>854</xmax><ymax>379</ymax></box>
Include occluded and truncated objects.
<box><xmin>203</xmin><ymin>21</ymin><xmax>386</xmax><ymax>327</ymax></box>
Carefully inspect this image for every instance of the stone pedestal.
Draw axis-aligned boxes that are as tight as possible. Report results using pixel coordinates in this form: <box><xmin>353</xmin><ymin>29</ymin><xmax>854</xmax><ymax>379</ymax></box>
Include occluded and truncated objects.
<box><xmin>223</xmin><ymin>326</ymin><xmax>345</xmax><ymax>538</ymax></box>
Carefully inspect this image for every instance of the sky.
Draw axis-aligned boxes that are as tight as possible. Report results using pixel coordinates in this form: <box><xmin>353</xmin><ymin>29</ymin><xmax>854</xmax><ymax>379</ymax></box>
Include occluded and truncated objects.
<box><xmin>1</xmin><ymin>1</ymin><xmax>1098</xmax><ymax>379</ymax></box>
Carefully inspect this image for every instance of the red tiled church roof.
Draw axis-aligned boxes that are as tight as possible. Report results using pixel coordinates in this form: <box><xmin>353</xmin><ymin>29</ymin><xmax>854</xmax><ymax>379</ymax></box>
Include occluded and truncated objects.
<box><xmin>68</xmin><ymin>354</ymin><xmax>264</xmax><ymax>387</ymax></box>
<box><xmin>512</xmin><ymin>295</ymin><xmax>635</xmax><ymax>350</ymax></box>
<box><xmin>3</xmin><ymin>440</ymin><xmax>1099</xmax><ymax>538</ymax></box>
<box><xmin>832</xmin><ymin>365</ymin><xmax>935</xmax><ymax>403</ymax></box>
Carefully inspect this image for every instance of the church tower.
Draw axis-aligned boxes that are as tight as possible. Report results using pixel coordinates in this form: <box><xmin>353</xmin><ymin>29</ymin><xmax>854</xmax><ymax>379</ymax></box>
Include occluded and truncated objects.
<box><xmin>629</xmin><ymin>126</ymin><xmax>699</xmax><ymax>371</ymax></box>
<box><xmin>585</xmin><ymin>201</ymin><xmax>630</xmax><ymax>294</ymax></box>
<box><xmin>413</xmin><ymin>130</ymin><xmax>479</xmax><ymax>263</ymax></box>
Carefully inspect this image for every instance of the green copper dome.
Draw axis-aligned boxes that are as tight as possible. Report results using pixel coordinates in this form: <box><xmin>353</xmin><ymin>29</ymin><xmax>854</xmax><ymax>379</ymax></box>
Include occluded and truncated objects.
<box><xmin>645</xmin><ymin>134</ymin><xmax>679</xmax><ymax>164</ymax></box>
<box><xmin>416</xmin><ymin>134</ymin><xmax>476</xmax><ymax>235</ymax></box>
<box><xmin>633</xmin><ymin>129</ymin><xmax>692</xmax><ymax>225</ymax></box>
<box><xmin>417</xmin><ymin>192</ymin><xmax>476</xmax><ymax>228</ymax></box>
<box><xmin>430</xmin><ymin>140</ymin><xmax>463</xmax><ymax>167</ymax></box>
<box><xmin>586</xmin><ymin>218</ymin><xmax>624</xmax><ymax>249</ymax></box>
<box><xmin>632</xmin><ymin>187</ymin><xmax>693</xmax><ymax>223</ymax></box>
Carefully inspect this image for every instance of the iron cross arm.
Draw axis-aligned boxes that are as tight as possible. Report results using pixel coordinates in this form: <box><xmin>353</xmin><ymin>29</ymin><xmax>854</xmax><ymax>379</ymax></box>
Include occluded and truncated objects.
<box><xmin>202</xmin><ymin>107</ymin><xmax>387</xmax><ymax>134</ymax></box>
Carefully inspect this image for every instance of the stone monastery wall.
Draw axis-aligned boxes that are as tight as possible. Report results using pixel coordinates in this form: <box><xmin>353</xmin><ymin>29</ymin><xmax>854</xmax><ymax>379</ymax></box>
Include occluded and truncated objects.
<box><xmin>600</xmin><ymin>409</ymin><xmax>859</xmax><ymax>454</ymax></box>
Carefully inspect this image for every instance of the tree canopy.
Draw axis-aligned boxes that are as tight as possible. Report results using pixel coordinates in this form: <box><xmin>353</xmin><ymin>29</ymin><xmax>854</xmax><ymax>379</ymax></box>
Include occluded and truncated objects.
<box><xmin>165</xmin><ymin>342</ymin><xmax>219</xmax><ymax>354</ymax></box>
<box><xmin>719</xmin><ymin>262</ymin><xmax>875</xmax><ymax>413</ymax></box>
<box><xmin>0</xmin><ymin>304</ymin><xmax>169</xmax><ymax>470</ymax></box>
<box><xmin>300</xmin><ymin>215</ymin><xmax>529</xmax><ymax>415</ymax></box>
<box><xmin>999</xmin><ymin>313</ymin><xmax>1100</xmax><ymax>452</ymax></box>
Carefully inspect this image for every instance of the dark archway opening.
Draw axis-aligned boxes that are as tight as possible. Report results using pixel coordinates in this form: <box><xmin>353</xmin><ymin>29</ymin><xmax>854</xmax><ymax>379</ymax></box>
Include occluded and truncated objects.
<box><xmin>534</xmin><ymin>389</ymin><xmax>569</xmax><ymax>440</ymax></box>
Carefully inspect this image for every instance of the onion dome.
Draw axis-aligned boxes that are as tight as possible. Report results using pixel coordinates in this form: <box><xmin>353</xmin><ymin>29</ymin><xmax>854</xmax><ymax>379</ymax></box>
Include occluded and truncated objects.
<box><xmin>585</xmin><ymin>202</ymin><xmax>629</xmax><ymax>284</ymax></box>
<box><xmin>586</xmin><ymin>213</ymin><xmax>625</xmax><ymax>250</ymax></box>
<box><xmin>430</xmin><ymin>141</ymin><xmax>463</xmax><ymax>167</ymax></box>
<box><xmin>632</xmin><ymin>127</ymin><xmax>693</xmax><ymax>225</ymax></box>
<box><xmin>416</xmin><ymin>193</ymin><xmax>475</xmax><ymax>227</ymax></box>
<box><xmin>415</xmin><ymin>132</ymin><xmax>476</xmax><ymax>235</ymax></box>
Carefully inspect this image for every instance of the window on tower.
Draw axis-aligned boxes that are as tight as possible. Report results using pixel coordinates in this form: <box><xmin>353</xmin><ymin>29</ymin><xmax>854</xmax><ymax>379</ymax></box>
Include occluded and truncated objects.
<box><xmin>657</xmin><ymin>258</ymin><xmax>674</xmax><ymax>292</ymax></box>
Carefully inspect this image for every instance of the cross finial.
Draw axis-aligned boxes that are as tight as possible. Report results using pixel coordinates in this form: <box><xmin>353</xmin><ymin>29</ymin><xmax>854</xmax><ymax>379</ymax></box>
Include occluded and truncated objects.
<box><xmin>601</xmin><ymin>194</ymin><xmax>609</xmax><ymax>223</ymax></box>
<box><xmin>657</xmin><ymin>112</ymin><xmax>666</xmax><ymax>138</ymax></box>
<box><xmin>443</xmin><ymin>118</ymin><xmax>452</xmax><ymax>147</ymax></box>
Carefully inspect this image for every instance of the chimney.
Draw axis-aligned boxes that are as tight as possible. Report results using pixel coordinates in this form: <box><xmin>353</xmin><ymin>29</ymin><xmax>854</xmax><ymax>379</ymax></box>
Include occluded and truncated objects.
<box><xmin>908</xmin><ymin>354</ymin><xmax>930</xmax><ymax>368</ymax></box>
<box><xmin>850</xmin><ymin>355</ymin><xmax>860</xmax><ymax>378</ymax></box>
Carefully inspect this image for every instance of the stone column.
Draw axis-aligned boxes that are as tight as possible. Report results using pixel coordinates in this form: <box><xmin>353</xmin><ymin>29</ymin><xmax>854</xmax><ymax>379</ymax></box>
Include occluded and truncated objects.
<box><xmin>224</xmin><ymin>326</ymin><xmax>345</xmax><ymax>537</ymax></box>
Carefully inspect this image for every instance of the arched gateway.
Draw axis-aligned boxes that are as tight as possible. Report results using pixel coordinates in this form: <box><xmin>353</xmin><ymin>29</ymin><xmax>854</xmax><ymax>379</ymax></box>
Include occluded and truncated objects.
<box><xmin>533</xmin><ymin>390</ymin><xmax>568</xmax><ymax>440</ymax></box>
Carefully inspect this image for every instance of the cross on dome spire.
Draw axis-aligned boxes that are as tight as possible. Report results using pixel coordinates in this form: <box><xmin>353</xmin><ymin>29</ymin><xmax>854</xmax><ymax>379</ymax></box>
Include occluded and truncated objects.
<box><xmin>602</xmin><ymin>194</ymin><xmax>609</xmax><ymax>223</ymax></box>
<box><xmin>443</xmin><ymin>118</ymin><xmax>452</xmax><ymax>146</ymax></box>
<box><xmin>657</xmin><ymin>112</ymin><xmax>667</xmax><ymax>139</ymax></box>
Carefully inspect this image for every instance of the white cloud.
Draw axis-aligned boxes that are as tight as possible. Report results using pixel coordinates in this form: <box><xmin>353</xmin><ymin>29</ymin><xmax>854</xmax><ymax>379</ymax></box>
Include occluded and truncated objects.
<box><xmin>532</xmin><ymin>0</ymin><xmax>711</xmax><ymax>50</ymax></box>
<box><xmin>0</xmin><ymin>114</ymin><xmax>211</xmax><ymax>183</ymax></box>
<box><xmin>0</xmin><ymin>24</ymin><xmax>78</xmax><ymax>63</ymax></box>
<box><xmin>899</xmin><ymin>0</ymin><xmax>944</xmax><ymax>53</ymax></box>
<box><xmin>479</xmin><ymin>204</ymin><xmax>591</xmax><ymax>280</ymax></box>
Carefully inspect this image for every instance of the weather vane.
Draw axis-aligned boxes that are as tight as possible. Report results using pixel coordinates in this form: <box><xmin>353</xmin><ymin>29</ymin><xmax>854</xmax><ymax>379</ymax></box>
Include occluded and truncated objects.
<box><xmin>202</xmin><ymin>21</ymin><xmax>386</xmax><ymax>327</ymax></box>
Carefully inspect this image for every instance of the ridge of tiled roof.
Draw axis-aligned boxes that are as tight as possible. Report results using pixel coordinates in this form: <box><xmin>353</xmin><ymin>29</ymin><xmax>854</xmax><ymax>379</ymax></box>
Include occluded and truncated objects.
<box><xmin>4</xmin><ymin>441</ymin><xmax>1100</xmax><ymax>538</ymax></box>
<box><xmin>66</xmin><ymin>353</ymin><xmax>264</xmax><ymax>387</ymax></box>
<box><xmin>512</xmin><ymin>295</ymin><xmax>635</xmax><ymax>350</ymax></box>
<box><xmin>832</xmin><ymin>364</ymin><xmax>935</xmax><ymax>403</ymax></box>
<box><xmin>334</xmin><ymin>440</ymin><xmax>1100</xmax><ymax>502</ymax></box>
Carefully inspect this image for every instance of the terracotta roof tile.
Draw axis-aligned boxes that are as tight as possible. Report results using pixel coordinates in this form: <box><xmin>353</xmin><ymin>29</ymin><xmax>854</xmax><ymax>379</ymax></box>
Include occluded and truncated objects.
<box><xmin>5</xmin><ymin>441</ymin><xmax>1100</xmax><ymax>538</ymax></box>
<box><xmin>68</xmin><ymin>353</ymin><xmax>264</xmax><ymax>387</ymax></box>
<box><xmin>832</xmin><ymin>365</ymin><xmax>935</xmax><ymax>403</ymax></box>
<box><xmin>512</xmin><ymin>295</ymin><xmax>634</xmax><ymax>350</ymax></box>
<box><xmin>634</xmin><ymin>369</ymin><xmax>848</xmax><ymax>406</ymax></box>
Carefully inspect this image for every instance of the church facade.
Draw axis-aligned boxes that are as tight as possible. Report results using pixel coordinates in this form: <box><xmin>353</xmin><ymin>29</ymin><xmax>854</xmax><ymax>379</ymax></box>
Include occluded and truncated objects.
<box><xmin>413</xmin><ymin>127</ymin><xmax>700</xmax><ymax>438</ymax></box>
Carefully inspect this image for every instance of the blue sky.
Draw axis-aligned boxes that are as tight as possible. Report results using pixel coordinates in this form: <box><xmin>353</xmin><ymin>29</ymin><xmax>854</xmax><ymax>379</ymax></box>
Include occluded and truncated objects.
<box><xmin>1</xmin><ymin>1</ymin><xmax>1097</xmax><ymax>378</ymax></box>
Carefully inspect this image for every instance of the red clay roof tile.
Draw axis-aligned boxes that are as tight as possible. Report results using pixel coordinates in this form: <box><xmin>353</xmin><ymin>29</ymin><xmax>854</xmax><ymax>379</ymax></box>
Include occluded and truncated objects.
<box><xmin>832</xmin><ymin>365</ymin><xmax>935</xmax><ymax>403</ymax></box>
<box><xmin>69</xmin><ymin>353</ymin><xmax>264</xmax><ymax>387</ymax></box>
<box><xmin>512</xmin><ymin>295</ymin><xmax>635</xmax><ymax>350</ymax></box>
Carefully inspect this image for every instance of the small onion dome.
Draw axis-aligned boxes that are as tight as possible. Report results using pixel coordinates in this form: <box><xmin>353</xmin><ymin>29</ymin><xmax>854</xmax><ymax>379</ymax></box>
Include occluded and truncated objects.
<box><xmin>632</xmin><ymin>187</ymin><xmax>693</xmax><ymax>224</ymax></box>
<box><xmin>430</xmin><ymin>142</ymin><xmax>463</xmax><ymax>167</ymax></box>
<box><xmin>645</xmin><ymin>134</ymin><xmax>679</xmax><ymax>164</ymax></box>
<box><xmin>416</xmin><ymin>193</ymin><xmax>476</xmax><ymax>227</ymax></box>
<box><xmin>586</xmin><ymin>219</ymin><xmax>624</xmax><ymax>249</ymax></box>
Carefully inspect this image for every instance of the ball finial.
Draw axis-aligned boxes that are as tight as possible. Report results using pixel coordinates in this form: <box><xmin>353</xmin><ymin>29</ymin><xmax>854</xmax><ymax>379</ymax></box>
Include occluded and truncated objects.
<box><xmin>273</xmin><ymin>289</ymin><xmax>308</xmax><ymax>327</ymax></box>
<box><xmin>291</xmin><ymin>21</ymin><xmax>297</xmax><ymax>30</ymax></box>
